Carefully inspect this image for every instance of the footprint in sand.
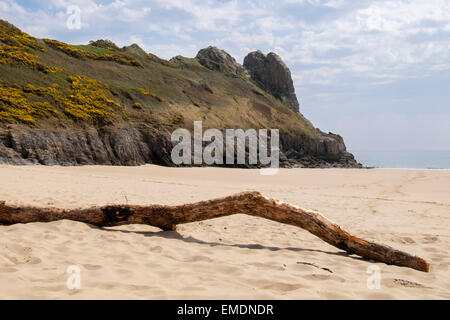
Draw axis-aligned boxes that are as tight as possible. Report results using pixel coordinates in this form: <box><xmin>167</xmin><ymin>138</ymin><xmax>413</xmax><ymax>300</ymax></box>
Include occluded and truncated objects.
<box><xmin>215</xmin><ymin>265</ymin><xmax>241</xmax><ymax>274</ymax></box>
<box><xmin>384</xmin><ymin>278</ymin><xmax>430</xmax><ymax>289</ymax></box>
<box><xmin>3</xmin><ymin>244</ymin><xmax>41</xmax><ymax>265</ymax></box>
<box><xmin>149</xmin><ymin>246</ymin><xmax>163</xmax><ymax>253</ymax></box>
<box><xmin>183</xmin><ymin>255</ymin><xmax>214</xmax><ymax>263</ymax></box>
<box><xmin>82</xmin><ymin>264</ymin><xmax>102</xmax><ymax>270</ymax></box>
<box><xmin>246</xmin><ymin>279</ymin><xmax>306</xmax><ymax>292</ymax></box>
<box><xmin>113</xmin><ymin>268</ymin><xmax>133</xmax><ymax>276</ymax></box>
<box><xmin>96</xmin><ymin>283</ymin><xmax>118</xmax><ymax>290</ymax></box>
<box><xmin>391</xmin><ymin>236</ymin><xmax>416</xmax><ymax>245</ymax></box>
<box><xmin>422</xmin><ymin>236</ymin><xmax>439</xmax><ymax>244</ymax></box>
<box><xmin>262</xmin><ymin>282</ymin><xmax>306</xmax><ymax>292</ymax></box>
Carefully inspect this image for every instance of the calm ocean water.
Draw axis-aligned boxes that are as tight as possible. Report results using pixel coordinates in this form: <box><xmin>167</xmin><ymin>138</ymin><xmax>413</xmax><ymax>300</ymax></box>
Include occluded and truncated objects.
<box><xmin>350</xmin><ymin>150</ymin><xmax>450</xmax><ymax>169</ymax></box>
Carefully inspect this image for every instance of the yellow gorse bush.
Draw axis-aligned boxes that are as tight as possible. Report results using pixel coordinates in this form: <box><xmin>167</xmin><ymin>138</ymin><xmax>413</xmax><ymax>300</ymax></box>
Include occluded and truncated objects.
<box><xmin>43</xmin><ymin>38</ymin><xmax>142</xmax><ymax>67</ymax></box>
<box><xmin>171</xmin><ymin>115</ymin><xmax>183</xmax><ymax>124</ymax></box>
<box><xmin>0</xmin><ymin>76</ymin><xmax>122</xmax><ymax>124</ymax></box>
<box><xmin>63</xmin><ymin>76</ymin><xmax>120</xmax><ymax>122</ymax></box>
<box><xmin>0</xmin><ymin>21</ymin><xmax>65</xmax><ymax>73</ymax></box>
<box><xmin>132</xmin><ymin>102</ymin><xmax>143</xmax><ymax>109</ymax></box>
<box><xmin>0</xmin><ymin>45</ymin><xmax>47</xmax><ymax>71</ymax></box>
<box><xmin>0</xmin><ymin>46</ymin><xmax>64</xmax><ymax>73</ymax></box>
<box><xmin>0</xmin><ymin>84</ymin><xmax>59</xmax><ymax>123</ymax></box>
<box><xmin>0</xmin><ymin>19</ymin><xmax>45</xmax><ymax>51</ymax></box>
<box><xmin>138</xmin><ymin>88</ymin><xmax>163</xmax><ymax>102</ymax></box>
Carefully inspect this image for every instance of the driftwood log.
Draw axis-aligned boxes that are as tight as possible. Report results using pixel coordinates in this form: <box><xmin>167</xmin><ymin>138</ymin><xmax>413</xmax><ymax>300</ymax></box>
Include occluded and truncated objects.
<box><xmin>0</xmin><ymin>191</ymin><xmax>429</xmax><ymax>272</ymax></box>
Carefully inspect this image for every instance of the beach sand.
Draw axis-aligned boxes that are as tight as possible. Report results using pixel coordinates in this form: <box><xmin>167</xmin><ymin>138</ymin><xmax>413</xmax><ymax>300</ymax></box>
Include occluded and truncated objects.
<box><xmin>0</xmin><ymin>165</ymin><xmax>448</xmax><ymax>299</ymax></box>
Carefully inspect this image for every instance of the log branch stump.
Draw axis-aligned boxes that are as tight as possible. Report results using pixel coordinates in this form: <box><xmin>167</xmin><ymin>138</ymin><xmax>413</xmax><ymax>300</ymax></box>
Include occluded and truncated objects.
<box><xmin>0</xmin><ymin>192</ymin><xmax>430</xmax><ymax>272</ymax></box>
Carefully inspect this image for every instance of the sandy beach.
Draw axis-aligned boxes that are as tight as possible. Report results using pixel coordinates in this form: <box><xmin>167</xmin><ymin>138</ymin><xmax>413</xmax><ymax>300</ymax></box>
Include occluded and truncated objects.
<box><xmin>0</xmin><ymin>165</ymin><xmax>448</xmax><ymax>299</ymax></box>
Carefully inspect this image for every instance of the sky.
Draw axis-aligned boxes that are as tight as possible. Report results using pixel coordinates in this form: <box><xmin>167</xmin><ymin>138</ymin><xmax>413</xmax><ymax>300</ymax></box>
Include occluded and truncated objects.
<box><xmin>1</xmin><ymin>0</ymin><xmax>449</xmax><ymax>151</ymax></box>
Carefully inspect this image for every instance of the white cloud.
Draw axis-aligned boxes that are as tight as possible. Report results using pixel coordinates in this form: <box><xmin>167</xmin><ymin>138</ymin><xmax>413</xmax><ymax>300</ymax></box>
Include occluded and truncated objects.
<box><xmin>1</xmin><ymin>0</ymin><xmax>448</xmax><ymax>85</ymax></box>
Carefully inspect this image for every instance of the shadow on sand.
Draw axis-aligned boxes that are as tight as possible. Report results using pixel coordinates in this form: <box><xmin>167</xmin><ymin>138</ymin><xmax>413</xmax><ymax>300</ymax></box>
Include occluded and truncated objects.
<box><xmin>90</xmin><ymin>224</ymin><xmax>367</xmax><ymax>264</ymax></box>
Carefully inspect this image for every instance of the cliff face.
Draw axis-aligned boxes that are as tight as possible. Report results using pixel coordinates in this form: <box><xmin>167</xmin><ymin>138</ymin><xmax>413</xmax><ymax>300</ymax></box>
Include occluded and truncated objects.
<box><xmin>0</xmin><ymin>125</ymin><xmax>359</xmax><ymax>168</ymax></box>
<box><xmin>243</xmin><ymin>51</ymin><xmax>300</xmax><ymax>113</ymax></box>
<box><xmin>0</xmin><ymin>19</ymin><xmax>360</xmax><ymax>168</ymax></box>
<box><xmin>0</xmin><ymin>126</ymin><xmax>173</xmax><ymax>166</ymax></box>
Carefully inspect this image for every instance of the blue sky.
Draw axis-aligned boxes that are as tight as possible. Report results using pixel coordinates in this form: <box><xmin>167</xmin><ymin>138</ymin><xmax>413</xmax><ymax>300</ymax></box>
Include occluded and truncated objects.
<box><xmin>1</xmin><ymin>0</ymin><xmax>449</xmax><ymax>151</ymax></box>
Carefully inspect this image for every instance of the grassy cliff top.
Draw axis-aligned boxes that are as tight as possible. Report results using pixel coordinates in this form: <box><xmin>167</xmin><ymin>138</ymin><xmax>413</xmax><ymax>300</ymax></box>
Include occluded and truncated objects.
<box><xmin>0</xmin><ymin>19</ymin><xmax>317</xmax><ymax>136</ymax></box>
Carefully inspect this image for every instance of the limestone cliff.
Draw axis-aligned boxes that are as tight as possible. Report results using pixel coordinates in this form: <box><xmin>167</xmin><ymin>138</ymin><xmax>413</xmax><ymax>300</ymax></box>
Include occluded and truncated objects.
<box><xmin>244</xmin><ymin>51</ymin><xmax>300</xmax><ymax>113</ymax></box>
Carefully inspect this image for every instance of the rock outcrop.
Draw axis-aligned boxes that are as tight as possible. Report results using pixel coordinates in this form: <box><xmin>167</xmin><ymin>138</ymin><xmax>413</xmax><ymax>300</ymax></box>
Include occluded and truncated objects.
<box><xmin>0</xmin><ymin>125</ymin><xmax>361</xmax><ymax>168</ymax></box>
<box><xmin>195</xmin><ymin>47</ymin><xmax>300</xmax><ymax>113</ymax></box>
<box><xmin>279</xmin><ymin>131</ymin><xmax>360</xmax><ymax>168</ymax></box>
<box><xmin>121</xmin><ymin>43</ymin><xmax>148</xmax><ymax>58</ymax></box>
<box><xmin>0</xmin><ymin>126</ymin><xmax>173</xmax><ymax>166</ymax></box>
<box><xmin>196</xmin><ymin>46</ymin><xmax>245</xmax><ymax>74</ymax></box>
<box><xmin>244</xmin><ymin>51</ymin><xmax>300</xmax><ymax>113</ymax></box>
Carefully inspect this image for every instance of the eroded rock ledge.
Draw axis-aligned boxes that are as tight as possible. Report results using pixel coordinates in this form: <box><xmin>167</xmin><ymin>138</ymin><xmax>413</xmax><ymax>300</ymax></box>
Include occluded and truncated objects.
<box><xmin>0</xmin><ymin>125</ymin><xmax>361</xmax><ymax>168</ymax></box>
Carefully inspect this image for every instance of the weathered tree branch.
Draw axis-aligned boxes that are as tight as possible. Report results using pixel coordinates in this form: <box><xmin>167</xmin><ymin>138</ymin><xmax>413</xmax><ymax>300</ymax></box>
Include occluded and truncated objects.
<box><xmin>0</xmin><ymin>191</ymin><xmax>430</xmax><ymax>272</ymax></box>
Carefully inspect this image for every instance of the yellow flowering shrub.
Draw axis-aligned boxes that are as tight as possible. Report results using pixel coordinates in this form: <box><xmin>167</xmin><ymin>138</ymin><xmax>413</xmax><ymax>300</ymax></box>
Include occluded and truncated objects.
<box><xmin>138</xmin><ymin>88</ymin><xmax>163</xmax><ymax>102</ymax></box>
<box><xmin>0</xmin><ymin>76</ymin><xmax>122</xmax><ymax>124</ymax></box>
<box><xmin>0</xmin><ymin>21</ymin><xmax>65</xmax><ymax>73</ymax></box>
<box><xmin>0</xmin><ymin>19</ymin><xmax>45</xmax><ymax>51</ymax></box>
<box><xmin>0</xmin><ymin>45</ymin><xmax>64</xmax><ymax>72</ymax></box>
<box><xmin>171</xmin><ymin>115</ymin><xmax>183</xmax><ymax>124</ymax></box>
<box><xmin>24</xmin><ymin>83</ymin><xmax>59</xmax><ymax>94</ymax></box>
<box><xmin>46</xmin><ymin>66</ymin><xmax>65</xmax><ymax>73</ymax></box>
<box><xmin>132</xmin><ymin>102</ymin><xmax>143</xmax><ymax>109</ymax></box>
<box><xmin>0</xmin><ymin>45</ymin><xmax>48</xmax><ymax>71</ymax></box>
<box><xmin>0</xmin><ymin>84</ymin><xmax>59</xmax><ymax>123</ymax></box>
<box><xmin>43</xmin><ymin>38</ymin><xmax>142</xmax><ymax>67</ymax></box>
<box><xmin>62</xmin><ymin>76</ymin><xmax>120</xmax><ymax>122</ymax></box>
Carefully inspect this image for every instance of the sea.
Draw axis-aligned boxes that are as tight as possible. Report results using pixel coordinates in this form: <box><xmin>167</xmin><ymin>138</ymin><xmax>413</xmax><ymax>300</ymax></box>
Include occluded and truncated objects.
<box><xmin>350</xmin><ymin>150</ymin><xmax>450</xmax><ymax>169</ymax></box>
